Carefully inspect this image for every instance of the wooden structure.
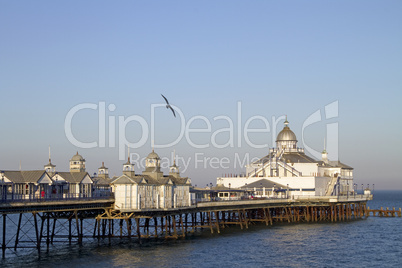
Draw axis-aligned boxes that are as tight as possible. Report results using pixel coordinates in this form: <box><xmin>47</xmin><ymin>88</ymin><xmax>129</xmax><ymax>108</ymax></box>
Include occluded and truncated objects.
<box><xmin>0</xmin><ymin>196</ymin><xmax>381</xmax><ymax>258</ymax></box>
<box><xmin>367</xmin><ymin>207</ymin><xmax>402</xmax><ymax>217</ymax></box>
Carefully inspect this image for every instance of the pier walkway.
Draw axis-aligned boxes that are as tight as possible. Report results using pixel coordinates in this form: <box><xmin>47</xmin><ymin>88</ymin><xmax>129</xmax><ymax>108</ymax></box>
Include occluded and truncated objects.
<box><xmin>0</xmin><ymin>193</ymin><xmax>377</xmax><ymax>258</ymax></box>
<box><xmin>0</xmin><ymin>193</ymin><xmax>114</xmax><ymax>214</ymax></box>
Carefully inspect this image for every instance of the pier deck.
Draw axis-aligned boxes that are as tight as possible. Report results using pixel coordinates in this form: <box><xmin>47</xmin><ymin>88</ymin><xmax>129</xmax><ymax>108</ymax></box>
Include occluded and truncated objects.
<box><xmin>0</xmin><ymin>194</ymin><xmax>392</xmax><ymax>259</ymax></box>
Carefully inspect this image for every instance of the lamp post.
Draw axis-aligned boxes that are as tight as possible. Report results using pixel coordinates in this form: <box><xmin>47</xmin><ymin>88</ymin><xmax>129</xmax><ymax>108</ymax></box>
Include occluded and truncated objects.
<box><xmin>56</xmin><ymin>172</ymin><xmax>62</xmax><ymax>199</ymax></box>
<box><xmin>347</xmin><ymin>182</ymin><xmax>349</xmax><ymax>199</ymax></box>
<box><xmin>228</xmin><ymin>183</ymin><xmax>231</xmax><ymax>201</ymax></box>
<box><xmin>260</xmin><ymin>182</ymin><xmax>262</xmax><ymax>197</ymax></box>
<box><xmin>287</xmin><ymin>184</ymin><xmax>289</xmax><ymax>199</ymax></box>
<box><xmin>1</xmin><ymin>171</ymin><xmax>4</xmax><ymax>201</ymax></box>
<box><xmin>54</xmin><ymin>173</ymin><xmax>58</xmax><ymax>200</ymax></box>
<box><xmin>93</xmin><ymin>172</ymin><xmax>97</xmax><ymax>198</ymax></box>
<box><xmin>361</xmin><ymin>184</ymin><xmax>363</xmax><ymax>194</ymax></box>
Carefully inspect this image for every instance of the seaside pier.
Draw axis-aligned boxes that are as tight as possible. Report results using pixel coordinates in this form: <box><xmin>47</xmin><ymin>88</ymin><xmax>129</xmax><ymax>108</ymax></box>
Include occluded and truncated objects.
<box><xmin>1</xmin><ymin>194</ymin><xmax>373</xmax><ymax>258</ymax></box>
<box><xmin>0</xmin><ymin>119</ymin><xmax>392</xmax><ymax>259</ymax></box>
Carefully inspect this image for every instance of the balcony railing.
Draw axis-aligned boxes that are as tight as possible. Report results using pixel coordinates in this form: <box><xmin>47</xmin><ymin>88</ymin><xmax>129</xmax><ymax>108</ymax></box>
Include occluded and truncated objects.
<box><xmin>0</xmin><ymin>191</ymin><xmax>113</xmax><ymax>204</ymax></box>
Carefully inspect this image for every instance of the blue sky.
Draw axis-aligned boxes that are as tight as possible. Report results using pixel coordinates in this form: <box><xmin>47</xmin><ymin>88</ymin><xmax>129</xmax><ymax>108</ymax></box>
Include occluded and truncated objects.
<box><xmin>0</xmin><ymin>0</ymin><xmax>401</xmax><ymax>189</ymax></box>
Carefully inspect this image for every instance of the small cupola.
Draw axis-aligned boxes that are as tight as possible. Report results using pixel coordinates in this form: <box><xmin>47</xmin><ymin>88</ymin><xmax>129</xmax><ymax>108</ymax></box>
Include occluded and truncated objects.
<box><xmin>98</xmin><ymin>162</ymin><xmax>109</xmax><ymax>179</ymax></box>
<box><xmin>145</xmin><ymin>149</ymin><xmax>161</xmax><ymax>172</ymax></box>
<box><xmin>143</xmin><ymin>149</ymin><xmax>163</xmax><ymax>180</ymax></box>
<box><xmin>44</xmin><ymin>146</ymin><xmax>56</xmax><ymax>175</ymax></box>
<box><xmin>69</xmin><ymin>152</ymin><xmax>86</xmax><ymax>172</ymax></box>
<box><xmin>44</xmin><ymin>160</ymin><xmax>56</xmax><ymax>176</ymax></box>
<box><xmin>169</xmin><ymin>160</ymin><xmax>180</xmax><ymax>178</ymax></box>
<box><xmin>123</xmin><ymin>156</ymin><xmax>135</xmax><ymax>178</ymax></box>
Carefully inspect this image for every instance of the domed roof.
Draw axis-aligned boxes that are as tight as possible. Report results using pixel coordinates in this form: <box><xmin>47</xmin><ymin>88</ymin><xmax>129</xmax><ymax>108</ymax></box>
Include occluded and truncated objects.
<box><xmin>147</xmin><ymin>150</ymin><xmax>160</xmax><ymax>160</ymax></box>
<box><xmin>276</xmin><ymin>120</ymin><xmax>297</xmax><ymax>142</ymax></box>
<box><xmin>71</xmin><ymin>152</ymin><xmax>85</xmax><ymax>161</ymax></box>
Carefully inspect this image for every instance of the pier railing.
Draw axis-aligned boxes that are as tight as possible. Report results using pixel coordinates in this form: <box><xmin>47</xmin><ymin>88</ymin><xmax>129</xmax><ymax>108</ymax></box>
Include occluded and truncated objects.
<box><xmin>0</xmin><ymin>191</ymin><xmax>114</xmax><ymax>204</ymax></box>
<box><xmin>293</xmin><ymin>194</ymin><xmax>372</xmax><ymax>202</ymax></box>
<box><xmin>1</xmin><ymin>191</ymin><xmax>373</xmax><ymax>209</ymax></box>
<box><xmin>192</xmin><ymin>194</ymin><xmax>373</xmax><ymax>206</ymax></box>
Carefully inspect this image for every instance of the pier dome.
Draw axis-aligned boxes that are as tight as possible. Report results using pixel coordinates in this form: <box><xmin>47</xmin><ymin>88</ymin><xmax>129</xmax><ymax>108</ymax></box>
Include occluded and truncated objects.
<box><xmin>276</xmin><ymin>118</ymin><xmax>298</xmax><ymax>150</ymax></box>
<box><xmin>147</xmin><ymin>150</ymin><xmax>160</xmax><ymax>160</ymax></box>
<box><xmin>71</xmin><ymin>152</ymin><xmax>85</xmax><ymax>161</ymax></box>
<box><xmin>145</xmin><ymin>149</ymin><xmax>161</xmax><ymax>172</ymax></box>
<box><xmin>276</xmin><ymin>125</ymin><xmax>297</xmax><ymax>142</ymax></box>
<box><xmin>69</xmin><ymin>152</ymin><xmax>86</xmax><ymax>172</ymax></box>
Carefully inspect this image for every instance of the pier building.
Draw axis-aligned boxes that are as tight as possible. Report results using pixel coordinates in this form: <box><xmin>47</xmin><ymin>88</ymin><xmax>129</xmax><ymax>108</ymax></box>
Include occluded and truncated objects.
<box><xmin>217</xmin><ymin>119</ymin><xmax>354</xmax><ymax>198</ymax></box>
<box><xmin>111</xmin><ymin>150</ymin><xmax>192</xmax><ymax>211</ymax></box>
<box><xmin>1</xmin><ymin>152</ymin><xmax>104</xmax><ymax>200</ymax></box>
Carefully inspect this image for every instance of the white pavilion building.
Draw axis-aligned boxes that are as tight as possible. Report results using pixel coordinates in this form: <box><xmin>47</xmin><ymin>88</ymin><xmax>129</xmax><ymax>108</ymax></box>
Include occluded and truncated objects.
<box><xmin>217</xmin><ymin>119</ymin><xmax>354</xmax><ymax>197</ymax></box>
<box><xmin>111</xmin><ymin>150</ymin><xmax>192</xmax><ymax>211</ymax></box>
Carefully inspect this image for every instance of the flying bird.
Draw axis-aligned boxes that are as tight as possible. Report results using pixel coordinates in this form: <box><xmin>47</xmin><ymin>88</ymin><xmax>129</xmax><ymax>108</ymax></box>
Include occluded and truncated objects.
<box><xmin>161</xmin><ymin>94</ymin><xmax>176</xmax><ymax>117</ymax></box>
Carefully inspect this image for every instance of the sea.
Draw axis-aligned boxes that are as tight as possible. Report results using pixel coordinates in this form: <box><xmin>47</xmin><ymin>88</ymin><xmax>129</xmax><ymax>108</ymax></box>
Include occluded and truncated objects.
<box><xmin>1</xmin><ymin>190</ymin><xmax>401</xmax><ymax>267</ymax></box>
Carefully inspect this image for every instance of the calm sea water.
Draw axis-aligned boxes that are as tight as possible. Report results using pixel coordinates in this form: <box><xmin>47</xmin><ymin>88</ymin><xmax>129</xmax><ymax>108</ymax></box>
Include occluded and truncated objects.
<box><xmin>1</xmin><ymin>190</ymin><xmax>401</xmax><ymax>267</ymax></box>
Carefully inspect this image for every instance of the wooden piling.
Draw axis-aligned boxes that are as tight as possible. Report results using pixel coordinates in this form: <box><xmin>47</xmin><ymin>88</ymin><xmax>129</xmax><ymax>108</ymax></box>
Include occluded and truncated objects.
<box><xmin>154</xmin><ymin>217</ymin><xmax>158</xmax><ymax>238</ymax></box>
<box><xmin>172</xmin><ymin>215</ymin><xmax>178</xmax><ymax>238</ymax></box>
<box><xmin>14</xmin><ymin>213</ymin><xmax>22</xmax><ymax>251</ymax></box>
<box><xmin>135</xmin><ymin>218</ymin><xmax>141</xmax><ymax>244</ymax></box>
<box><xmin>214</xmin><ymin>211</ymin><xmax>220</xmax><ymax>234</ymax></box>
<box><xmin>2</xmin><ymin>214</ymin><xmax>6</xmax><ymax>258</ymax></box>
<box><xmin>179</xmin><ymin>215</ymin><xmax>185</xmax><ymax>238</ymax></box>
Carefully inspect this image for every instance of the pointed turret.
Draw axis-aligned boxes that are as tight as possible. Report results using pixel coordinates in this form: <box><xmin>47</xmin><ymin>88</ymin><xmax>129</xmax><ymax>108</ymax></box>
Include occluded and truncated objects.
<box><xmin>44</xmin><ymin>146</ymin><xmax>56</xmax><ymax>175</ymax></box>
<box><xmin>123</xmin><ymin>149</ymin><xmax>135</xmax><ymax>177</ymax></box>
<box><xmin>98</xmin><ymin>162</ymin><xmax>109</xmax><ymax>179</ymax></box>
<box><xmin>169</xmin><ymin>151</ymin><xmax>180</xmax><ymax>178</ymax></box>
<box><xmin>322</xmin><ymin>139</ymin><xmax>329</xmax><ymax>164</ymax></box>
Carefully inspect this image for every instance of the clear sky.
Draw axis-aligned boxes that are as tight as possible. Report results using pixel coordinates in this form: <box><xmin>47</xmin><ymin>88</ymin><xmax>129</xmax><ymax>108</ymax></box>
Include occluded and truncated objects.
<box><xmin>0</xmin><ymin>0</ymin><xmax>401</xmax><ymax>189</ymax></box>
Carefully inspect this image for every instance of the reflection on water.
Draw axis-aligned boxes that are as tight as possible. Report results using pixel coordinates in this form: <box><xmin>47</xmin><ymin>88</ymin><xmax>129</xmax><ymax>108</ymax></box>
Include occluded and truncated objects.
<box><xmin>1</xmin><ymin>191</ymin><xmax>401</xmax><ymax>267</ymax></box>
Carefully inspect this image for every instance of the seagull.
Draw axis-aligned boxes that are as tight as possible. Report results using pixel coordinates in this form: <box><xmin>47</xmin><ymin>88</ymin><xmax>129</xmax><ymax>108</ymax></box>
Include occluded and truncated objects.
<box><xmin>161</xmin><ymin>94</ymin><xmax>176</xmax><ymax>117</ymax></box>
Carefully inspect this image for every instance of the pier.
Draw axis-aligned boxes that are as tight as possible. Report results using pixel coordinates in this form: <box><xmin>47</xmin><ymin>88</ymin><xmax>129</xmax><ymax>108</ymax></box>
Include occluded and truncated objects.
<box><xmin>366</xmin><ymin>207</ymin><xmax>402</xmax><ymax>217</ymax></box>
<box><xmin>0</xmin><ymin>124</ymin><xmax>399</xmax><ymax>259</ymax></box>
<box><xmin>1</xmin><ymin>194</ymin><xmax>375</xmax><ymax>258</ymax></box>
